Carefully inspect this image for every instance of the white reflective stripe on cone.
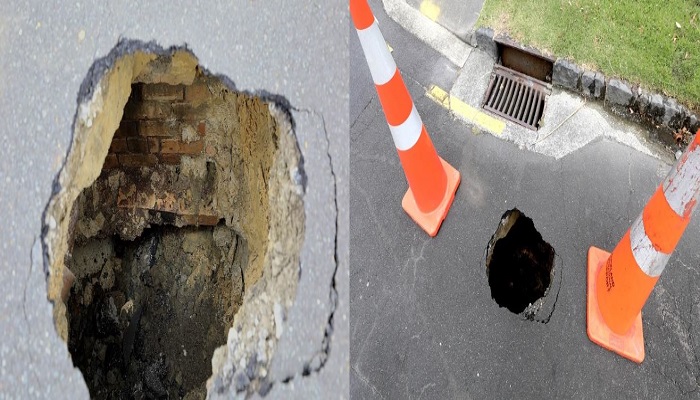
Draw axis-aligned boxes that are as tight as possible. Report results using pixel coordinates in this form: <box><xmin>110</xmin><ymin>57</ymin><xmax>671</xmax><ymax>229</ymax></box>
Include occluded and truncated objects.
<box><xmin>389</xmin><ymin>104</ymin><xmax>422</xmax><ymax>151</ymax></box>
<box><xmin>356</xmin><ymin>21</ymin><xmax>397</xmax><ymax>86</ymax></box>
<box><xmin>662</xmin><ymin>144</ymin><xmax>700</xmax><ymax>218</ymax></box>
<box><xmin>630</xmin><ymin>216</ymin><xmax>671</xmax><ymax>277</ymax></box>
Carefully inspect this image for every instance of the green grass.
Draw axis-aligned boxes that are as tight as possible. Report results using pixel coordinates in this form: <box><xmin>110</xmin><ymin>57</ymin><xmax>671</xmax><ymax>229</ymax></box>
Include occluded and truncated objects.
<box><xmin>477</xmin><ymin>0</ymin><xmax>700</xmax><ymax>110</ymax></box>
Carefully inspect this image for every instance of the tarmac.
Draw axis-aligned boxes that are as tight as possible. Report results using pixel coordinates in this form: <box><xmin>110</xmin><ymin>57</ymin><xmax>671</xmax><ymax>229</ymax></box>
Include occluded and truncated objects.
<box><xmin>0</xmin><ymin>1</ymin><xmax>348</xmax><ymax>399</ymax></box>
<box><xmin>350</xmin><ymin>0</ymin><xmax>700</xmax><ymax>398</ymax></box>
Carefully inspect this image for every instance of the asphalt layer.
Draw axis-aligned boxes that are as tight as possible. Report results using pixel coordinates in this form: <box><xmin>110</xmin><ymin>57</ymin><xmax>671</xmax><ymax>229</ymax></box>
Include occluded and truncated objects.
<box><xmin>350</xmin><ymin>1</ymin><xmax>700</xmax><ymax>398</ymax></box>
<box><xmin>0</xmin><ymin>1</ymin><xmax>348</xmax><ymax>399</ymax></box>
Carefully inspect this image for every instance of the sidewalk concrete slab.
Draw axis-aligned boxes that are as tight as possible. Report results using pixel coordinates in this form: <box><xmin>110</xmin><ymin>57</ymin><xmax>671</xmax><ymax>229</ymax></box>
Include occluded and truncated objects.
<box><xmin>382</xmin><ymin>0</ymin><xmax>472</xmax><ymax>67</ymax></box>
<box><xmin>404</xmin><ymin>0</ymin><xmax>485</xmax><ymax>40</ymax></box>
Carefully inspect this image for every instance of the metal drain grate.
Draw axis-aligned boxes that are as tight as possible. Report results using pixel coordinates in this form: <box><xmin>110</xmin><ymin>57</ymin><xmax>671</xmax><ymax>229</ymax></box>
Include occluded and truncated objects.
<box><xmin>482</xmin><ymin>65</ymin><xmax>551</xmax><ymax>130</ymax></box>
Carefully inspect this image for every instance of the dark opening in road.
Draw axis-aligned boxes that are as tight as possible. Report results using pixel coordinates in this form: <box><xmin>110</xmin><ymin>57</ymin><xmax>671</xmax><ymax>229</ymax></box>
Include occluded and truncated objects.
<box><xmin>485</xmin><ymin>208</ymin><xmax>555</xmax><ymax>316</ymax></box>
<box><xmin>43</xmin><ymin>43</ymin><xmax>305</xmax><ymax>398</ymax></box>
<box><xmin>67</xmin><ymin>224</ymin><xmax>241</xmax><ymax>398</ymax></box>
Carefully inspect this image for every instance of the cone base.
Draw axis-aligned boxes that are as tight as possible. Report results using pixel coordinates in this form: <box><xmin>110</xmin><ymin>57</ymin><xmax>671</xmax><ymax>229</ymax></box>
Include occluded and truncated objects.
<box><xmin>586</xmin><ymin>246</ymin><xmax>645</xmax><ymax>363</ymax></box>
<box><xmin>402</xmin><ymin>157</ymin><xmax>460</xmax><ymax>237</ymax></box>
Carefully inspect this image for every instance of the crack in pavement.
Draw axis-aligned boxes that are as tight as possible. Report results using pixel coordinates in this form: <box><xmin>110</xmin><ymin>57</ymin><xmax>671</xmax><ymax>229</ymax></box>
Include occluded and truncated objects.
<box><xmin>351</xmin><ymin>364</ymin><xmax>386</xmax><ymax>400</ymax></box>
<box><xmin>276</xmin><ymin>108</ymin><xmax>340</xmax><ymax>384</ymax></box>
<box><xmin>647</xmin><ymin>337</ymin><xmax>700</xmax><ymax>396</ymax></box>
<box><xmin>351</xmin><ymin>98</ymin><xmax>374</xmax><ymax>130</ymax></box>
<box><xmin>647</xmin><ymin>283</ymin><xmax>700</xmax><ymax>395</ymax></box>
<box><xmin>416</xmin><ymin>382</ymin><xmax>436</xmax><ymax>400</ymax></box>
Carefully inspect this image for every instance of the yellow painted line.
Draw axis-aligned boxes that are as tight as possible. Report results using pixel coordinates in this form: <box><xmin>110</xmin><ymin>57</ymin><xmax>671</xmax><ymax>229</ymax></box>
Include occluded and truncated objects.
<box><xmin>419</xmin><ymin>1</ymin><xmax>440</xmax><ymax>22</ymax></box>
<box><xmin>428</xmin><ymin>84</ymin><xmax>449</xmax><ymax>105</ymax></box>
<box><xmin>427</xmin><ymin>85</ymin><xmax>505</xmax><ymax>135</ymax></box>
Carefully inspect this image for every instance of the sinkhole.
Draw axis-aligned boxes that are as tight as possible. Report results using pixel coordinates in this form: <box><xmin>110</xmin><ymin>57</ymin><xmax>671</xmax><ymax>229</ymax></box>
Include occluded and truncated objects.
<box><xmin>42</xmin><ymin>42</ymin><xmax>305</xmax><ymax>398</ymax></box>
<box><xmin>485</xmin><ymin>208</ymin><xmax>555</xmax><ymax>319</ymax></box>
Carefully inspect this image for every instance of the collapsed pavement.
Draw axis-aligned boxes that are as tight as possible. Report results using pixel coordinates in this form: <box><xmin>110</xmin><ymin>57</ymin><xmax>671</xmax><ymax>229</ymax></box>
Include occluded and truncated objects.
<box><xmin>0</xmin><ymin>1</ymin><xmax>349</xmax><ymax>398</ymax></box>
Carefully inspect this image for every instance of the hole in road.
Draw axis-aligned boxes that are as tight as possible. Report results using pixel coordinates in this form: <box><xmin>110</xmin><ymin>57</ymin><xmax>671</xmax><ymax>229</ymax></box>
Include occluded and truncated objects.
<box><xmin>485</xmin><ymin>208</ymin><xmax>554</xmax><ymax>315</ymax></box>
<box><xmin>42</xmin><ymin>42</ymin><xmax>305</xmax><ymax>398</ymax></box>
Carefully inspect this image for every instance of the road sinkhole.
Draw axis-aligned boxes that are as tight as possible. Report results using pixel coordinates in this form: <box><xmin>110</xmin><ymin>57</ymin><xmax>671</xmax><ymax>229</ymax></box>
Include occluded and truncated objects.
<box><xmin>485</xmin><ymin>209</ymin><xmax>556</xmax><ymax>320</ymax></box>
<box><xmin>42</xmin><ymin>43</ymin><xmax>305</xmax><ymax>398</ymax></box>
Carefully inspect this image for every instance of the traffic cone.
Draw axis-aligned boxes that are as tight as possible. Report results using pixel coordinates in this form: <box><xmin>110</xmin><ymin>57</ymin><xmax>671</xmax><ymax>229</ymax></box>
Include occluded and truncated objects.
<box><xmin>587</xmin><ymin>130</ymin><xmax>700</xmax><ymax>363</ymax></box>
<box><xmin>350</xmin><ymin>0</ymin><xmax>460</xmax><ymax>237</ymax></box>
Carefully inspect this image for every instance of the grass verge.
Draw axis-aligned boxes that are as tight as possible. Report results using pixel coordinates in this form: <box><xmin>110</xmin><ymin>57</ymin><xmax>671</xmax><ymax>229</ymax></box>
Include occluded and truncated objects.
<box><xmin>477</xmin><ymin>0</ymin><xmax>700</xmax><ymax>110</ymax></box>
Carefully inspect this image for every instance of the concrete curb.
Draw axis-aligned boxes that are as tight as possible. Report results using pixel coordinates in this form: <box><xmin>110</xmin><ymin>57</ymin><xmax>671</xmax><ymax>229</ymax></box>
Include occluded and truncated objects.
<box><xmin>382</xmin><ymin>0</ymin><xmax>472</xmax><ymax>67</ymax></box>
<box><xmin>474</xmin><ymin>27</ymin><xmax>699</xmax><ymax>147</ymax></box>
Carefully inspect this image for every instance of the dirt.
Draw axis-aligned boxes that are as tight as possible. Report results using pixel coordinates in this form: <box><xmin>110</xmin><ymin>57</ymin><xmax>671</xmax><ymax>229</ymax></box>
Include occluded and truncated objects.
<box><xmin>485</xmin><ymin>208</ymin><xmax>554</xmax><ymax>315</ymax></box>
<box><xmin>67</xmin><ymin>225</ymin><xmax>242</xmax><ymax>399</ymax></box>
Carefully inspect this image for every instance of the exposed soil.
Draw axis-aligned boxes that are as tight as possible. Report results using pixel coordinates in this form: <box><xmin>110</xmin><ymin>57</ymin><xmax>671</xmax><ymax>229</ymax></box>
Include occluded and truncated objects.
<box><xmin>67</xmin><ymin>224</ymin><xmax>243</xmax><ymax>399</ymax></box>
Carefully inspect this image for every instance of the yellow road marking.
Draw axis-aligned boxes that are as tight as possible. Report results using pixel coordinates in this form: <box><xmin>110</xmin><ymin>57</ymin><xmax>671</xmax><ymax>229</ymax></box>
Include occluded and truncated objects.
<box><xmin>419</xmin><ymin>1</ymin><xmax>440</xmax><ymax>22</ymax></box>
<box><xmin>427</xmin><ymin>85</ymin><xmax>505</xmax><ymax>135</ymax></box>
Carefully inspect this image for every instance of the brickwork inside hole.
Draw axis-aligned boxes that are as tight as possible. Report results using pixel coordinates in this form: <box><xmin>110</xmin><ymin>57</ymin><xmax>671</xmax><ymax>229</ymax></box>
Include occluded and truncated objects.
<box><xmin>43</xmin><ymin>48</ymin><xmax>305</xmax><ymax>399</ymax></box>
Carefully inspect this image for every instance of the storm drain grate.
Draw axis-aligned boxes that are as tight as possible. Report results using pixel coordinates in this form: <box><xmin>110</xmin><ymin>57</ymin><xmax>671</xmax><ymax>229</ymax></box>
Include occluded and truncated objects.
<box><xmin>482</xmin><ymin>64</ymin><xmax>551</xmax><ymax>131</ymax></box>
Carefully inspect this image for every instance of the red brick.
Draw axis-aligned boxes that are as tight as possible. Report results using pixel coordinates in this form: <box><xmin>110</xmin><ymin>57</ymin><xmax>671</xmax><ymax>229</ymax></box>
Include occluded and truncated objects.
<box><xmin>178</xmin><ymin>215</ymin><xmax>197</xmax><ymax>225</ymax></box>
<box><xmin>102</xmin><ymin>154</ymin><xmax>119</xmax><ymax>169</ymax></box>
<box><xmin>158</xmin><ymin>153</ymin><xmax>182</xmax><ymax>165</ymax></box>
<box><xmin>142</xmin><ymin>83</ymin><xmax>184</xmax><ymax>101</ymax></box>
<box><xmin>114</xmin><ymin>120</ymin><xmax>138</xmax><ymax>137</ymax></box>
<box><xmin>178</xmin><ymin>214</ymin><xmax>220</xmax><ymax>226</ymax></box>
<box><xmin>109</xmin><ymin>138</ymin><xmax>128</xmax><ymax>153</ymax></box>
<box><xmin>123</xmin><ymin>101</ymin><xmax>172</xmax><ymax>120</ymax></box>
<box><xmin>118</xmin><ymin>154</ymin><xmax>158</xmax><ymax>168</ymax></box>
<box><xmin>171</xmin><ymin>102</ymin><xmax>193</xmax><ymax>117</ymax></box>
<box><xmin>127</xmin><ymin>137</ymin><xmax>149</xmax><ymax>153</ymax></box>
<box><xmin>184</xmin><ymin>83</ymin><xmax>210</xmax><ymax>103</ymax></box>
<box><xmin>170</xmin><ymin>103</ymin><xmax>209</xmax><ymax>124</ymax></box>
<box><xmin>197</xmin><ymin>214</ymin><xmax>221</xmax><ymax>226</ymax></box>
<box><xmin>197</xmin><ymin>121</ymin><xmax>206</xmax><ymax>137</ymax></box>
<box><xmin>139</xmin><ymin>120</ymin><xmax>175</xmax><ymax>137</ymax></box>
<box><xmin>160</xmin><ymin>139</ymin><xmax>204</xmax><ymax>154</ymax></box>
<box><xmin>147</xmin><ymin>137</ymin><xmax>161</xmax><ymax>153</ymax></box>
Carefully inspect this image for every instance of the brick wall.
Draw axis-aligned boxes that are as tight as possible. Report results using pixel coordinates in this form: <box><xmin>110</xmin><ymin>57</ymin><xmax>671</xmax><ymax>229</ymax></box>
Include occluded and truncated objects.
<box><xmin>104</xmin><ymin>82</ymin><xmax>212</xmax><ymax>169</ymax></box>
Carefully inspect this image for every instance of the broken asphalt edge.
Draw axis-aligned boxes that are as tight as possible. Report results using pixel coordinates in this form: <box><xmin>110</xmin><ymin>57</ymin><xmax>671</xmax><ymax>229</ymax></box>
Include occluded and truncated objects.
<box><xmin>38</xmin><ymin>38</ymin><xmax>339</xmax><ymax>398</ymax></box>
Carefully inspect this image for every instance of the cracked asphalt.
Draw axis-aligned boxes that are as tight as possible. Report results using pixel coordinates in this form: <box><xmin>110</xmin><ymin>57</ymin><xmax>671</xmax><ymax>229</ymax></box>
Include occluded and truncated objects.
<box><xmin>350</xmin><ymin>0</ymin><xmax>700</xmax><ymax>398</ymax></box>
<box><xmin>0</xmin><ymin>1</ymin><xmax>348</xmax><ymax>398</ymax></box>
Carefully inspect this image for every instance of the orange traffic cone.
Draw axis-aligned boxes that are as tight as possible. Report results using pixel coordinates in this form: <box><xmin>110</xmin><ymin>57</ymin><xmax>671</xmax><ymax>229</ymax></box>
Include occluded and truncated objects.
<box><xmin>350</xmin><ymin>0</ymin><xmax>460</xmax><ymax>236</ymax></box>
<box><xmin>587</xmin><ymin>130</ymin><xmax>700</xmax><ymax>363</ymax></box>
